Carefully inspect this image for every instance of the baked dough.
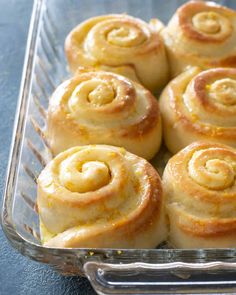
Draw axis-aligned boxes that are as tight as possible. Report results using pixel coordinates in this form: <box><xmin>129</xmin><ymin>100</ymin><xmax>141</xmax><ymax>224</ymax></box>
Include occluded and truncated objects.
<box><xmin>37</xmin><ymin>145</ymin><xmax>167</xmax><ymax>248</ymax></box>
<box><xmin>163</xmin><ymin>141</ymin><xmax>236</xmax><ymax>249</ymax></box>
<box><xmin>161</xmin><ymin>0</ymin><xmax>236</xmax><ymax>77</ymax></box>
<box><xmin>159</xmin><ymin>67</ymin><xmax>236</xmax><ymax>154</ymax></box>
<box><xmin>47</xmin><ymin>70</ymin><xmax>162</xmax><ymax>160</ymax></box>
<box><xmin>65</xmin><ymin>14</ymin><xmax>169</xmax><ymax>92</ymax></box>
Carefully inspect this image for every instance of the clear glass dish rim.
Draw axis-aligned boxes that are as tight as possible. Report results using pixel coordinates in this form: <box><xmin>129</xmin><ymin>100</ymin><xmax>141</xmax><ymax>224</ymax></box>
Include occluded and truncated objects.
<box><xmin>1</xmin><ymin>0</ymin><xmax>236</xmax><ymax>271</ymax></box>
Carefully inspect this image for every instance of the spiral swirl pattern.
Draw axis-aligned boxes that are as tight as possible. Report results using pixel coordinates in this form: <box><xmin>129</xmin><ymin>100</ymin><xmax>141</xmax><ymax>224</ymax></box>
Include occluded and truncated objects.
<box><xmin>65</xmin><ymin>14</ymin><xmax>168</xmax><ymax>92</ymax></box>
<box><xmin>161</xmin><ymin>0</ymin><xmax>236</xmax><ymax>77</ymax></box>
<box><xmin>163</xmin><ymin>141</ymin><xmax>236</xmax><ymax>249</ymax></box>
<box><xmin>37</xmin><ymin>145</ymin><xmax>167</xmax><ymax>248</ymax></box>
<box><xmin>159</xmin><ymin>67</ymin><xmax>236</xmax><ymax>154</ymax></box>
<box><xmin>47</xmin><ymin>70</ymin><xmax>162</xmax><ymax>160</ymax></box>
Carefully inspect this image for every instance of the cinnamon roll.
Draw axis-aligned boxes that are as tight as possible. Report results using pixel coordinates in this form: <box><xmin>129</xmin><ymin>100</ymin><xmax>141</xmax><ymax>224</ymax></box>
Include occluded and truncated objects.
<box><xmin>65</xmin><ymin>14</ymin><xmax>169</xmax><ymax>92</ymax></box>
<box><xmin>37</xmin><ymin>145</ymin><xmax>167</xmax><ymax>248</ymax></box>
<box><xmin>161</xmin><ymin>1</ymin><xmax>236</xmax><ymax>77</ymax></box>
<box><xmin>163</xmin><ymin>141</ymin><xmax>236</xmax><ymax>249</ymax></box>
<box><xmin>159</xmin><ymin>67</ymin><xmax>236</xmax><ymax>154</ymax></box>
<box><xmin>47</xmin><ymin>70</ymin><xmax>162</xmax><ymax>160</ymax></box>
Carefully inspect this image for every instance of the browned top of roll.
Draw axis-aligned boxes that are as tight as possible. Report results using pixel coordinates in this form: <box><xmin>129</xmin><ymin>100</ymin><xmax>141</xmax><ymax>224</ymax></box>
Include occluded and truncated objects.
<box><xmin>178</xmin><ymin>1</ymin><xmax>236</xmax><ymax>43</ymax></box>
<box><xmin>37</xmin><ymin>145</ymin><xmax>164</xmax><ymax>247</ymax></box>
<box><xmin>164</xmin><ymin>141</ymin><xmax>236</xmax><ymax>237</ymax></box>
<box><xmin>167</xmin><ymin>67</ymin><xmax>236</xmax><ymax>140</ymax></box>
<box><xmin>65</xmin><ymin>14</ymin><xmax>164</xmax><ymax>69</ymax></box>
<box><xmin>162</xmin><ymin>1</ymin><xmax>236</xmax><ymax>68</ymax></box>
<box><xmin>48</xmin><ymin>70</ymin><xmax>160</xmax><ymax>139</ymax></box>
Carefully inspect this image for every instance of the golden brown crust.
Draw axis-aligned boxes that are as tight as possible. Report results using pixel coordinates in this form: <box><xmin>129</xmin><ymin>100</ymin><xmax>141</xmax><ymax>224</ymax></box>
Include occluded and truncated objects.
<box><xmin>119</xmin><ymin>90</ymin><xmax>160</xmax><ymax>138</ymax></box>
<box><xmin>215</xmin><ymin>55</ymin><xmax>236</xmax><ymax>67</ymax></box>
<box><xmin>47</xmin><ymin>70</ymin><xmax>162</xmax><ymax>159</ymax></box>
<box><xmin>159</xmin><ymin>67</ymin><xmax>236</xmax><ymax>154</ymax></box>
<box><xmin>161</xmin><ymin>1</ymin><xmax>236</xmax><ymax>76</ymax></box>
<box><xmin>178</xmin><ymin>1</ymin><xmax>235</xmax><ymax>43</ymax></box>
<box><xmin>163</xmin><ymin>141</ymin><xmax>236</xmax><ymax>248</ymax></box>
<box><xmin>37</xmin><ymin>145</ymin><xmax>167</xmax><ymax>248</ymax></box>
<box><xmin>65</xmin><ymin>14</ymin><xmax>168</xmax><ymax>92</ymax></box>
<box><xmin>177</xmin><ymin>211</ymin><xmax>236</xmax><ymax>237</ymax></box>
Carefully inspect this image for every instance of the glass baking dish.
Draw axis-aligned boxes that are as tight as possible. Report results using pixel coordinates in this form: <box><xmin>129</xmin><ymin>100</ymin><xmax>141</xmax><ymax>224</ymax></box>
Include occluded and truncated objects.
<box><xmin>1</xmin><ymin>0</ymin><xmax>236</xmax><ymax>293</ymax></box>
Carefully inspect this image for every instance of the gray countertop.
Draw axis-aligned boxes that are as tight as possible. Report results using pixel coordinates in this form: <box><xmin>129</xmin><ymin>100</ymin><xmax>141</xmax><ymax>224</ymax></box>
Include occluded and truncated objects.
<box><xmin>0</xmin><ymin>1</ymin><xmax>95</xmax><ymax>294</ymax></box>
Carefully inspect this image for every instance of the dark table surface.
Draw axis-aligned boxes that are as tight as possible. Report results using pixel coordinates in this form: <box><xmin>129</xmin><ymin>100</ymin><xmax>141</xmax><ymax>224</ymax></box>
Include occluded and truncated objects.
<box><xmin>0</xmin><ymin>1</ymin><xmax>95</xmax><ymax>294</ymax></box>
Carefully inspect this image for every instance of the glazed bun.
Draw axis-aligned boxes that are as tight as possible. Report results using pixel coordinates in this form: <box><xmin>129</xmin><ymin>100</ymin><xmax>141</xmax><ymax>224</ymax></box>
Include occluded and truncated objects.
<box><xmin>159</xmin><ymin>67</ymin><xmax>236</xmax><ymax>154</ymax></box>
<box><xmin>47</xmin><ymin>70</ymin><xmax>162</xmax><ymax>160</ymax></box>
<box><xmin>163</xmin><ymin>141</ymin><xmax>236</xmax><ymax>249</ymax></box>
<box><xmin>65</xmin><ymin>14</ymin><xmax>169</xmax><ymax>92</ymax></box>
<box><xmin>161</xmin><ymin>0</ymin><xmax>236</xmax><ymax>77</ymax></box>
<box><xmin>37</xmin><ymin>145</ymin><xmax>167</xmax><ymax>248</ymax></box>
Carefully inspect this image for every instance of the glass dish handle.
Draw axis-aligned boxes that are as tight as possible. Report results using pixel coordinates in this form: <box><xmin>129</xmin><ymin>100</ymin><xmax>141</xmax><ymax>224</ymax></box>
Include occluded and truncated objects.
<box><xmin>84</xmin><ymin>261</ymin><xmax>236</xmax><ymax>294</ymax></box>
